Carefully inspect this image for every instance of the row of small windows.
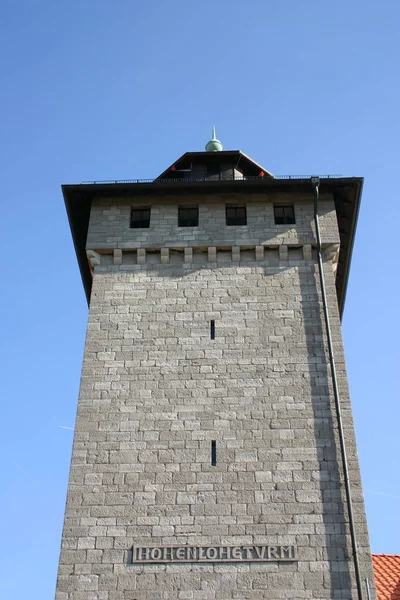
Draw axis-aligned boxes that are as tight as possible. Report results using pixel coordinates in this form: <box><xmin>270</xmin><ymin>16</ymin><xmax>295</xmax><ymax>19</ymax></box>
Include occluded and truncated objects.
<box><xmin>130</xmin><ymin>206</ymin><xmax>295</xmax><ymax>228</ymax></box>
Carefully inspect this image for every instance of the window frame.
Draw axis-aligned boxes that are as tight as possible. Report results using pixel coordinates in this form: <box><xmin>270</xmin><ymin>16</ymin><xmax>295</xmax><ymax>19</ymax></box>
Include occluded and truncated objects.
<box><xmin>130</xmin><ymin>207</ymin><xmax>151</xmax><ymax>229</ymax></box>
<box><xmin>178</xmin><ymin>206</ymin><xmax>199</xmax><ymax>228</ymax></box>
<box><xmin>274</xmin><ymin>205</ymin><xmax>295</xmax><ymax>225</ymax></box>
<box><xmin>226</xmin><ymin>205</ymin><xmax>247</xmax><ymax>226</ymax></box>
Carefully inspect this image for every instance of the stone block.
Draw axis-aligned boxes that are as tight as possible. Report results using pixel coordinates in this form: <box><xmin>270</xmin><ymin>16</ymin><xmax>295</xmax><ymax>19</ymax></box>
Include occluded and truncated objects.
<box><xmin>160</xmin><ymin>248</ymin><xmax>169</xmax><ymax>264</ymax></box>
<box><xmin>152</xmin><ymin>525</ymin><xmax>175</xmax><ymax>537</ymax></box>
<box><xmin>255</xmin><ymin>245</ymin><xmax>264</xmax><ymax>261</ymax></box>
<box><xmin>279</xmin><ymin>244</ymin><xmax>288</xmax><ymax>261</ymax></box>
<box><xmin>303</xmin><ymin>244</ymin><xmax>312</xmax><ymax>261</ymax></box>
<box><xmin>208</xmin><ymin>246</ymin><xmax>217</xmax><ymax>262</ymax></box>
<box><xmin>113</xmin><ymin>249</ymin><xmax>122</xmax><ymax>265</ymax></box>
<box><xmin>137</xmin><ymin>248</ymin><xmax>146</xmax><ymax>264</ymax></box>
<box><xmin>86</xmin><ymin>250</ymin><xmax>101</xmax><ymax>269</ymax></box>
<box><xmin>232</xmin><ymin>246</ymin><xmax>240</xmax><ymax>262</ymax></box>
<box><xmin>184</xmin><ymin>247</ymin><xmax>193</xmax><ymax>263</ymax></box>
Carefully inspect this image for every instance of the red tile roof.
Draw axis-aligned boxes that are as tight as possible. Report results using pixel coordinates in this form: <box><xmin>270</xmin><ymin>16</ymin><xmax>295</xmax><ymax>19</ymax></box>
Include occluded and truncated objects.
<box><xmin>373</xmin><ymin>554</ymin><xmax>400</xmax><ymax>600</ymax></box>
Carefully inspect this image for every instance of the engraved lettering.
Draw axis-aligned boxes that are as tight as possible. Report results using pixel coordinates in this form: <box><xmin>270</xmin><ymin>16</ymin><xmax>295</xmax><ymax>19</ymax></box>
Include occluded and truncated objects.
<box><xmin>268</xmin><ymin>546</ymin><xmax>280</xmax><ymax>559</ymax></box>
<box><xmin>140</xmin><ymin>547</ymin><xmax>151</xmax><ymax>560</ymax></box>
<box><xmin>232</xmin><ymin>546</ymin><xmax>241</xmax><ymax>559</ymax></box>
<box><xmin>131</xmin><ymin>545</ymin><xmax>297</xmax><ymax>563</ymax></box>
<box><xmin>281</xmin><ymin>546</ymin><xmax>293</xmax><ymax>559</ymax></box>
<box><xmin>150</xmin><ymin>547</ymin><xmax>162</xmax><ymax>560</ymax></box>
<box><xmin>220</xmin><ymin>547</ymin><xmax>231</xmax><ymax>560</ymax></box>
<box><xmin>255</xmin><ymin>546</ymin><xmax>265</xmax><ymax>559</ymax></box>
<box><xmin>186</xmin><ymin>547</ymin><xmax>197</xmax><ymax>560</ymax></box>
<box><xmin>244</xmin><ymin>547</ymin><xmax>252</xmax><ymax>560</ymax></box>
<box><xmin>162</xmin><ymin>547</ymin><xmax>172</xmax><ymax>561</ymax></box>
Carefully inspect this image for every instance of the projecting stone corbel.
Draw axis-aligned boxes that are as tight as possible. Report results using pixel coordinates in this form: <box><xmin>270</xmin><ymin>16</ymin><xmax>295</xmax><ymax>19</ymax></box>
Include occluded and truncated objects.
<box><xmin>113</xmin><ymin>249</ymin><xmax>122</xmax><ymax>266</ymax></box>
<box><xmin>160</xmin><ymin>248</ymin><xmax>169</xmax><ymax>264</ymax></box>
<box><xmin>137</xmin><ymin>249</ymin><xmax>146</xmax><ymax>265</ymax></box>
<box><xmin>323</xmin><ymin>243</ymin><xmax>340</xmax><ymax>278</ymax></box>
<box><xmin>86</xmin><ymin>250</ymin><xmax>101</xmax><ymax>274</ymax></box>
<box><xmin>279</xmin><ymin>245</ymin><xmax>288</xmax><ymax>261</ymax></box>
<box><xmin>232</xmin><ymin>246</ymin><xmax>240</xmax><ymax>262</ymax></box>
<box><xmin>184</xmin><ymin>247</ymin><xmax>193</xmax><ymax>263</ymax></box>
<box><xmin>255</xmin><ymin>246</ymin><xmax>264</xmax><ymax>262</ymax></box>
<box><xmin>303</xmin><ymin>244</ymin><xmax>312</xmax><ymax>261</ymax></box>
<box><xmin>208</xmin><ymin>247</ymin><xmax>217</xmax><ymax>263</ymax></box>
<box><xmin>323</xmin><ymin>243</ymin><xmax>340</xmax><ymax>263</ymax></box>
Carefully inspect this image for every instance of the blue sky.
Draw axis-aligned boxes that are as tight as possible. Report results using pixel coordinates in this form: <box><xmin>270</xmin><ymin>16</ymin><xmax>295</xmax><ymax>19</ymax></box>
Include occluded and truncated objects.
<box><xmin>1</xmin><ymin>1</ymin><xmax>399</xmax><ymax>598</ymax></box>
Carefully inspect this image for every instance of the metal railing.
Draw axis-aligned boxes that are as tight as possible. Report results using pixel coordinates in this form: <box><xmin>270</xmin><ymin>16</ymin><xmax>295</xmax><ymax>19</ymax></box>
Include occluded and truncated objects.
<box><xmin>81</xmin><ymin>174</ymin><xmax>343</xmax><ymax>185</ymax></box>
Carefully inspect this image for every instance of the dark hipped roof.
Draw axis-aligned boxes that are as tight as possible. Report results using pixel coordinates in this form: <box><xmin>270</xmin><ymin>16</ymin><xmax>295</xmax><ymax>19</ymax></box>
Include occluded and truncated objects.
<box><xmin>63</xmin><ymin>170</ymin><xmax>362</xmax><ymax>319</ymax></box>
<box><xmin>157</xmin><ymin>150</ymin><xmax>274</xmax><ymax>179</ymax></box>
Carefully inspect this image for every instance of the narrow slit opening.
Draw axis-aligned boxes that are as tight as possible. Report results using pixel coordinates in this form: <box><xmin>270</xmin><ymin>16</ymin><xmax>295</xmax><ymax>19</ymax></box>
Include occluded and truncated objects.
<box><xmin>210</xmin><ymin>320</ymin><xmax>215</xmax><ymax>340</ymax></box>
<box><xmin>211</xmin><ymin>440</ymin><xmax>216</xmax><ymax>466</ymax></box>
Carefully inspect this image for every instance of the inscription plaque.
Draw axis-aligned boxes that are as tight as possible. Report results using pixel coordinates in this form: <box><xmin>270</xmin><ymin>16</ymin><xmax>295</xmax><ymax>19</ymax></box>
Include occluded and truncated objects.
<box><xmin>131</xmin><ymin>545</ymin><xmax>296</xmax><ymax>564</ymax></box>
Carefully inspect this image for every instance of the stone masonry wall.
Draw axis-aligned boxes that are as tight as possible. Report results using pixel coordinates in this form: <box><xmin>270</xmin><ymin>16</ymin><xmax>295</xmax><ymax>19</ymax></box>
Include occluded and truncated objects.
<box><xmin>55</xmin><ymin>247</ymin><xmax>376</xmax><ymax>599</ymax></box>
<box><xmin>85</xmin><ymin>193</ymin><xmax>339</xmax><ymax>251</ymax></box>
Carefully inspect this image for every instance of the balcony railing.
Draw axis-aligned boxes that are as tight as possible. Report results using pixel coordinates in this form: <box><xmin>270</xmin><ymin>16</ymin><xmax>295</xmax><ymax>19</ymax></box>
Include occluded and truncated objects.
<box><xmin>81</xmin><ymin>174</ymin><xmax>343</xmax><ymax>185</ymax></box>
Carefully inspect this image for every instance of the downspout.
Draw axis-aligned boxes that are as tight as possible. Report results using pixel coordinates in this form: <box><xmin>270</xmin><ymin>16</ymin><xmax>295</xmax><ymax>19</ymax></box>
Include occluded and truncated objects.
<box><xmin>365</xmin><ymin>578</ymin><xmax>371</xmax><ymax>600</ymax></box>
<box><xmin>311</xmin><ymin>177</ymin><xmax>364</xmax><ymax>600</ymax></box>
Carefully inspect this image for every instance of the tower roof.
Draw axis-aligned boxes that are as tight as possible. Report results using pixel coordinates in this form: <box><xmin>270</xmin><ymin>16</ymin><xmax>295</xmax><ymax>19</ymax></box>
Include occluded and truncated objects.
<box><xmin>156</xmin><ymin>149</ymin><xmax>274</xmax><ymax>180</ymax></box>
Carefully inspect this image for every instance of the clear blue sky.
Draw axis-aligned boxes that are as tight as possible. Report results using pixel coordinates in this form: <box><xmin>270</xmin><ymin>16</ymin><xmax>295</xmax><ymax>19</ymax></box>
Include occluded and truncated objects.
<box><xmin>1</xmin><ymin>1</ymin><xmax>399</xmax><ymax>598</ymax></box>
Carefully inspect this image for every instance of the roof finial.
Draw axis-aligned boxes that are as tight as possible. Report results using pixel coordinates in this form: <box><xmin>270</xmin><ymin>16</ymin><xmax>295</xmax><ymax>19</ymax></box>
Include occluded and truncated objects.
<box><xmin>205</xmin><ymin>127</ymin><xmax>223</xmax><ymax>152</ymax></box>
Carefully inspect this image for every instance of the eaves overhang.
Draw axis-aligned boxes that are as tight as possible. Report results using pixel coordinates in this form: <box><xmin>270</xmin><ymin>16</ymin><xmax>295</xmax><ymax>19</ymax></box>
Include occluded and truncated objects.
<box><xmin>63</xmin><ymin>176</ymin><xmax>363</xmax><ymax>318</ymax></box>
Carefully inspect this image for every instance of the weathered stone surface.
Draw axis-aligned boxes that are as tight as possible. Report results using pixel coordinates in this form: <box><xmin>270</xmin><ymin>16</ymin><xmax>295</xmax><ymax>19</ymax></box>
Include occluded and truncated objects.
<box><xmin>137</xmin><ymin>248</ymin><xmax>146</xmax><ymax>265</ymax></box>
<box><xmin>113</xmin><ymin>249</ymin><xmax>122</xmax><ymax>266</ymax></box>
<box><xmin>86</xmin><ymin>195</ymin><xmax>340</xmax><ymax>251</ymax></box>
<box><xmin>160</xmin><ymin>248</ymin><xmax>169</xmax><ymax>264</ymax></box>
<box><xmin>279</xmin><ymin>244</ymin><xmax>288</xmax><ymax>261</ymax></box>
<box><xmin>184</xmin><ymin>247</ymin><xmax>193</xmax><ymax>264</ymax></box>
<box><xmin>255</xmin><ymin>245</ymin><xmax>264</xmax><ymax>262</ymax></box>
<box><xmin>303</xmin><ymin>244</ymin><xmax>312</xmax><ymax>261</ymax></box>
<box><xmin>56</xmin><ymin>192</ymin><xmax>376</xmax><ymax>599</ymax></box>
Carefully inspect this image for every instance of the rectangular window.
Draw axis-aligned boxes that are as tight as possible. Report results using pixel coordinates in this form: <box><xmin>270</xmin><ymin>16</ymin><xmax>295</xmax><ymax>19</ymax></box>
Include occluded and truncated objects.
<box><xmin>130</xmin><ymin>208</ymin><xmax>151</xmax><ymax>228</ymax></box>
<box><xmin>211</xmin><ymin>441</ymin><xmax>216</xmax><ymax>466</ymax></box>
<box><xmin>210</xmin><ymin>320</ymin><xmax>215</xmax><ymax>340</ymax></box>
<box><xmin>226</xmin><ymin>206</ymin><xmax>247</xmax><ymax>226</ymax></box>
<box><xmin>274</xmin><ymin>205</ymin><xmax>295</xmax><ymax>225</ymax></box>
<box><xmin>178</xmin><ymin>206</ymin><xmax>199</xmax><ymax>227</ymax></box>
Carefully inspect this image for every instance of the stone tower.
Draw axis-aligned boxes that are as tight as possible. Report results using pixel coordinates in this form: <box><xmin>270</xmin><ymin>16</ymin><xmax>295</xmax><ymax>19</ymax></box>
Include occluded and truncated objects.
<box><xmin>57</xmin><ymin>136</ymin><xmax>376</xmax><ymax>599</ymax></box>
